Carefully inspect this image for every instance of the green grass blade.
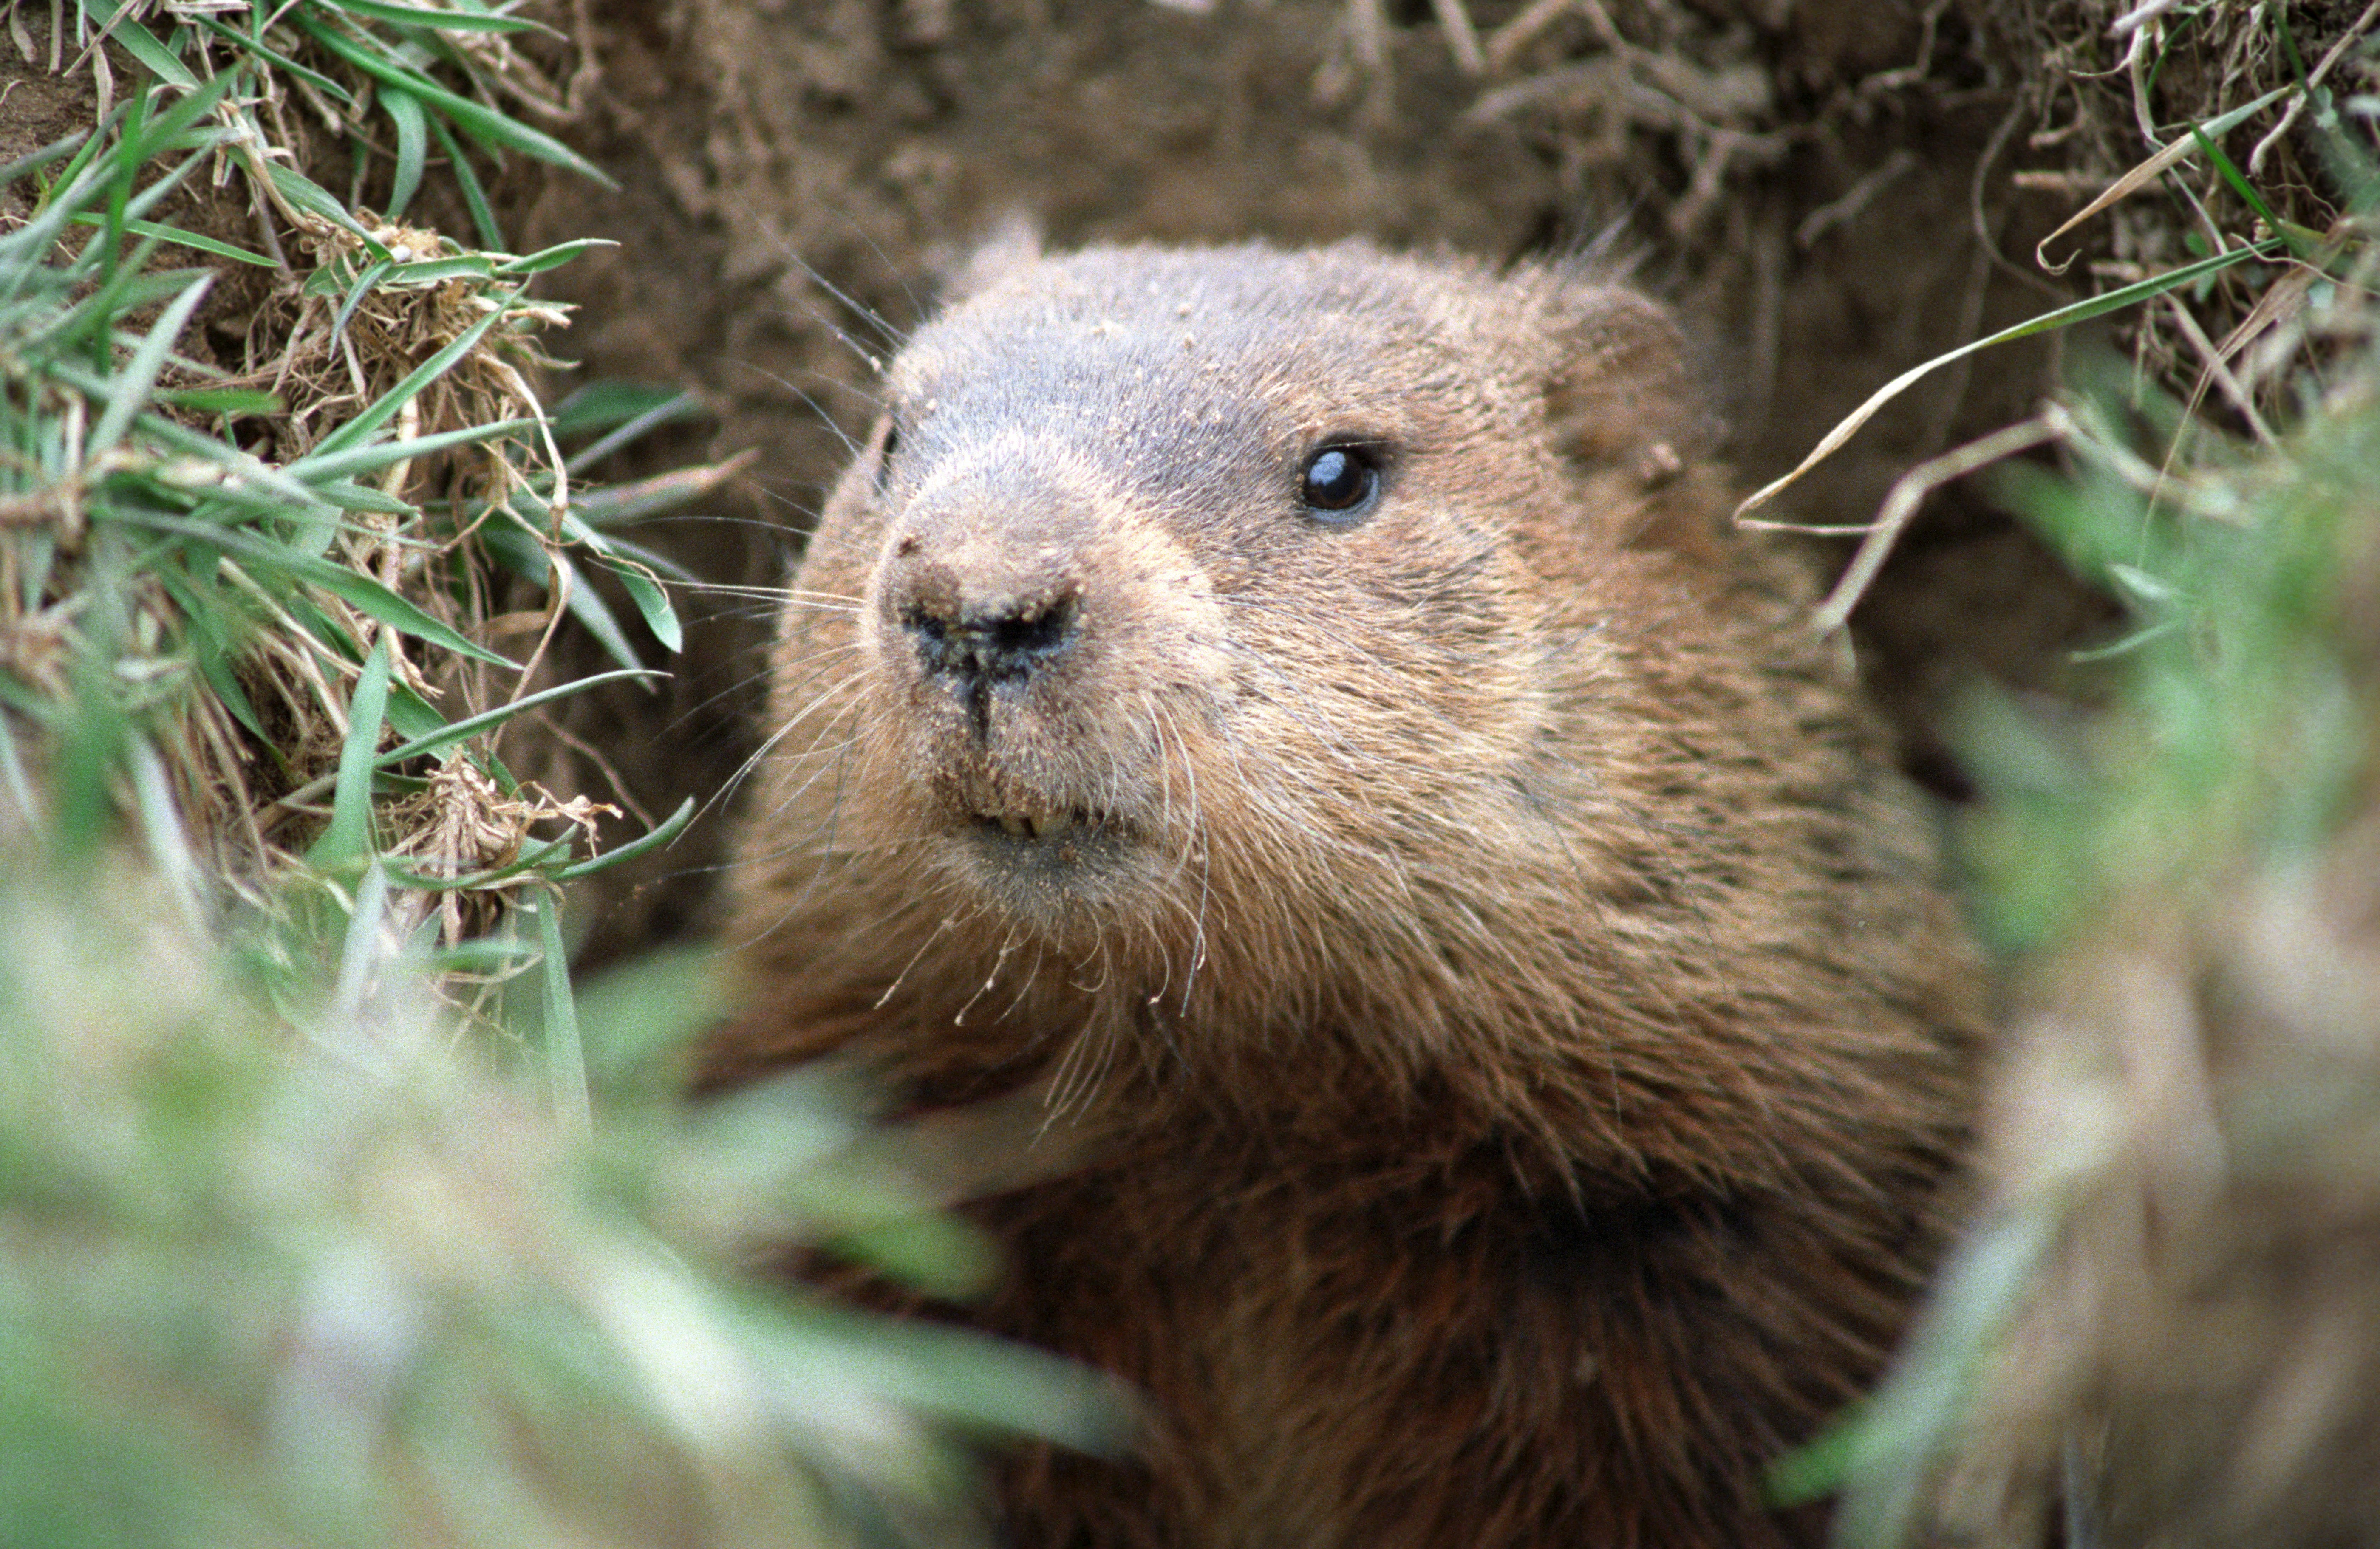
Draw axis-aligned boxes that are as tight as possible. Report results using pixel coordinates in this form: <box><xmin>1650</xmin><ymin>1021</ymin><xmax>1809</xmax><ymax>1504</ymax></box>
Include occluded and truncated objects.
<box><xmin>532</xmin><ymin>896</ymin><xmax>593</xmax><ymax>1136</ymax></box>
<box><xmin>301</xmin><ymin>299</ymin><xmax>511</xmax><ymax>464</ymax></box>
<box><xmin>381</xmin><ymin>82</ymin><xmax>428</xmax><ymax>219</ymax></box>
<box><xmin>2276</xmin><ymin>4</ymin><xmax>2309</xmax><ymax>85</ymax></box>
<box><xmin>596</xmin><ymin>535</ymin><xmax>699</xmax><ymax>585</ymax></box>
<box><xmin>560</xmin><ymin>388</ymin><xmax>705</xmax><ymax>474</ymax></box>
<box><xmin>31</xmin><ymin>255</ymin><xmax>185</xmax><ymax>358</ymax></box>
<box><xmin>375</xmin><ymin>667</ymin><xmax>660</xmax><ymax>768</ymax></box>
<box><xmin>192</xmin><ymin>633</ymin><xmax>270</xmax><ymax>740</ymax></box>
<box><xmin>1827</xmin><ymin>1208</ymin><xmax>2059</xmax><ymax>1549</ymax></box>
<box><xmin>85</xmin><ymin>399</ymin><xmax>338</xmax><ymax>517</ymax></box>
<box><xmin>329</xmin><ymin>858</ymin><xmax>396</xmax><ymax>1018</ymax></box>
<box><xmin>382</xmin><ymin>682</ymin><xmax>447</xmax><ymax>743</ymax></box>
<box><xmin>263</xmin><ymin>162</ymin><xmax>384</xmax><ymax>246</ymax></box>
<box><xmin>96</xmin><ymin>84</ymin><xmax>152</xmax><ymax>295</ymax></box>
<box><xmin>0</xmin><ymin>711</ymin><xmax>40</xmax><ymax>828</ymax></box>
<box><xmin>7</xmin><ymin>97</ymin><xmax>138</xmax><ymax>247</ymax></box>
<box><xmin>482</xmin><ymin>522</ymin><xmax>644</xmax><ymax>670</ymax></box>
<box><xmin>110</xmin><ymin>512</ymin><xmax>518</xmax><ymax>667</ymax></box>
<box><xmin>494</xmin><ymin>238</ymin><xmax>617</xmax><ymax>277</ymax></box>
<box><xmin>50</xmin><ymin>659</ymin><xmax>131</xmax><ymax>857</ymax></box>
<box><xmin>293</xmin><ymin>12</ymin><xmax>615</xmax><ymax>187</ymax></box>
<box><xmin>383</xmin><ymin>834</ymin><xmax>572</xmax><ymax>891</ymax></box>
<box><xmin>88</xmin><ymin>271</ymin><xmax>215</xmax><ymax>457</ymax></box>
<box><xmin>308</xmin><ymin>631</ymin><xmax>395</xmax><ymax>867</ymax></box>
<box><xmin>602</xmin><ymin>559</ymin><xmax>682</xmax><ymax>652</ymax></box>
<box><xmin>553</xmin><ymin>796</ymin><xmax>694</xmax><ymax>882</ymax></box>
<box><xmin>119</xmin><ymin>65</ymin><xmax>244</xmax><ymax>167</ymax></box>
<box><xmin>34</xmin><ymin>136</ymin><xmax>117</xmax><ymax>219</ymax></box>
<box><xmin>426</xmin><ymin>113</ymin><xmax>502</xmax><ymax>249</ymax></box>
<box><xmin>286</xmin><ymin>416</ymin><xmax>538</xmax><ymax>483</ymax></box>
<box><xmin>372</xmin><ymin>256</ymin><xmax>500</xmax><ymax>285</ymax></box>
<box><xmin>187</xmin><ymin>12</ymin><xmax>355</xmax><ymax>102</ymax></box>
<box><xmin>1738</xmin><ymin>238</ymin><xmax>2284</xmax><ymax>518</ymax></box>
<box><xmin>2031</xmin><ymin>86</ymin><xmax>2294</xmax><ymax>273</ymax></box>
<box><xmin>309</xmin><ymin>479</ymin><xmax>419</xmax><ymax>516</ymax></box>
<box><xmin>148</xmin><ymin>560</ymin><xmax>271</xmax><ymax>740</ymax></box>
<box><xmin>0</xmin><ymin>131</ymin><xmax>91</xmax><ymax>189</ymax></box>
<box><xmin>329</xmin><ymin>257</ymin><xmax>395</xmax><ymax>350</ymax></box>
<box><xmin>2187</xmin><ymin>124</ymin><xmax>2321</xmax><ymax>256</ymax></box>
<box><xmin>157</xmin><ymin>387</ymin><xmax>284</xmax><ymax>416</ymax></box>
<box><xmin>106</xmin><ymin>16</ymin><xmax>201</xmax><ymax>90</ymax></box>
<box><xmin>330</xmin><ymin>0</ymin><xmax>555</xmax><ymax>34</ymax></box>
<box><xmin>67</xmin><ymin>213</ymin><xmax>275</xmax><ymax>266</ymax></box>
<box><xmin>549</xmin><ymin>382</ymin><xmax>693</xmax><ymax>439</ymax></box>
<box><xmin>125</xmin><ymin>737</ymin><xmax>207</xmax><ymax>930</ymax></box>
<box><xmin>566</xmin><ymin>461</ymin><xmax>744</xmax><ymax>528</ymax></box>
<box><xmin>118</xmin><ymin>148</ymin><xmax>223</xmax><ymax>233</ymax></box>
<box><xmin>302</xmin><ymin>559</ymin><xmax>514</xmax><ymax>669</ymax></box>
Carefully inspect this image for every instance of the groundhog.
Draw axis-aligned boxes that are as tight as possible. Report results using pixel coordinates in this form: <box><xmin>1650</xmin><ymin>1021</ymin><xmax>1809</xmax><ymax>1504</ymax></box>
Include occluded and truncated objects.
<box><xmin>711</xmin><ymin>238</ymin><xmax>1984</xmax><ymax>1549</ymax></box>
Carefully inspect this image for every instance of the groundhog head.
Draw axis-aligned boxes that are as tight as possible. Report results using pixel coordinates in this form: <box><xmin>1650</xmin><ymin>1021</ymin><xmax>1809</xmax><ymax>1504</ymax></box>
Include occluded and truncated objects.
<box><xmin>733</xmin><ymin>239</ymin><xmax>1967</xmax><ymax>1182</ymax></box>
<box><xmin>766</xmin><ymin>245</ymin><xmax>1715</xmax><ymax>983</ymax></box>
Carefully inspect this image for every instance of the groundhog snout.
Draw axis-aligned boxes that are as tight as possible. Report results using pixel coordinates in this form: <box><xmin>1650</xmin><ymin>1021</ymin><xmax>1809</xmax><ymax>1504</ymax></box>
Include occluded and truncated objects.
<box><xmin>879</xmin><ymin>495</ymin><xmax>1102</xmax><ymax>706</ymax></box>
<box><xmin>894</xmin><ymin>566</ymin><xmax>1081</xmax><ymax>692</ymax></box>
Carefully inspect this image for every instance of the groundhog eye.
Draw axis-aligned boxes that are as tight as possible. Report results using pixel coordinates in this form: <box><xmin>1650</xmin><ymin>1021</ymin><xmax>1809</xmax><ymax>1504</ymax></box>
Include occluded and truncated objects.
<box><xmin>1299</xmin><ymin>445</ymin><xmax>1379</xmax><ymax>520</ymax></box>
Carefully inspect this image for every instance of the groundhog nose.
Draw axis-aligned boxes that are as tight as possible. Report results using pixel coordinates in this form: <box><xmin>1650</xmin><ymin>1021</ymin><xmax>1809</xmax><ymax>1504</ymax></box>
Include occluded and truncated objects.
<box><xmin>887</xmin><ymin>532</ymin><xmax>1084</xmax><ymax>690</ymax></box>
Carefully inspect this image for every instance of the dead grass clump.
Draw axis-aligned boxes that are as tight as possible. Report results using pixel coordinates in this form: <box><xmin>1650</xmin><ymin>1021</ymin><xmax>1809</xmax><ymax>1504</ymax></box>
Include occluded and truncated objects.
<box><xmin>0</xmin><ymin>2</ymin><xmax>690</xmax><ymax>962</ymax></box>
<box><xmin>1984</xmin><ymin>0</ymin><xmax>2379</xmax><ymax>410</ymax></box>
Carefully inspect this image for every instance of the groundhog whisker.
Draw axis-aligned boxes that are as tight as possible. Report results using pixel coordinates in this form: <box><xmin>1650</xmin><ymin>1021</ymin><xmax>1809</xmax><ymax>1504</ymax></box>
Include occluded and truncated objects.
<box><xmin>668</xmin><ymin>640</ymin><xmax>865</xmax><ymax>732</ymax></box>
<box><xmin>722</xmin><ymin>745</ymin><xmax>887</xmax><ymax>940</ymax></box>
<box><xmin>744</xmin><ymin>371</ymin><xmax>868</xmax><ymax>461</ymax></box>
<box><xmin>758</xmin><ymin>638</ymin><xmax>869</xmax><ymax>689</ymax></box>
<box><xmin>1148</xmin><ymin>698</ymin><xmax>1214</xmax><ymax>1017</ymax></box>
<box><xmin>993</xmin><ymin>938</ymin><xmax>1049</xmax><ymax>1027</ymax></box>
<box><xmin>870</xmin><ymin>913</ymin><xmax>960</xmax><ymax>1010</ymax></box>
<box><xmin>747</xmin><ymin>735</ymin><xmax>867</xmax><ymax>827</ymax></box>
<box><xmin>1215</xmin><ymin>597</ymin><xmax>1489</xmax><ymax>743</ymax></box>
<box><xmin>703</xmin><ymin>672</ymin><xmax>871</xmax><ymax>841</ymax></box>
<box><xmin>1214</xmin><ymin>639</ymin><xmax>1380</xmax><ymax>775</ymax></box>
<box><xmin>705</xmin><ymin>660</ymin><xmax>869</xmax><ymax>813</ymax></box>
<box><xmin>952</xmin><ymin>930</ymin><xmax>1020</xmax><ymax>1027</ymax></box>
<box><xmin>773</xmin><ymin>242</ymin><xmax>914</xmax><ymax>358</ymax></box>
<box><xmin>774</xmin><ymin>359</ymin><xmax>895</xmax><ymax>415</ymax></box>
<box><xmin>669</xmin><ymin>586</ymin><xmax>861</xmax><ymax>615</ymax></box>
<box><xmin>658</xmin><ymin>578</ymin><xmax>862</xmax><ymax>607</ymax></box>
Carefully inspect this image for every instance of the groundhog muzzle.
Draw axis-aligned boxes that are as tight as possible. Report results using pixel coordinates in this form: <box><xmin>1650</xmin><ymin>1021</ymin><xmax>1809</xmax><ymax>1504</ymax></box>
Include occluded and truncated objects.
<box><xmin>713</xmin><ymin>239</ymin><xmax>1985</xmax><ymax>1549</ymax></box>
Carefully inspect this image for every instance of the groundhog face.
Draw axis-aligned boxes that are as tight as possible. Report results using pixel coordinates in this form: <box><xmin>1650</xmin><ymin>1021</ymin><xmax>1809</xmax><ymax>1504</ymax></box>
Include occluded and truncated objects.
<box><xmin>774</xmin><ymin>244</ymin><xmax>1691</xmax><ymax>965</ymax></box>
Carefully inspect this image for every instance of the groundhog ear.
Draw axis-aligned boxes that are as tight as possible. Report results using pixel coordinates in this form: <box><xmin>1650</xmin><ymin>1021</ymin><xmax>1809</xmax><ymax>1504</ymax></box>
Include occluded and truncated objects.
<box><xmin>1541</xmin><ymin>286</ymin><xmax>1712</xmax><ymax>484</ymax></box>
<box><xmin>937</xmin><ymin>215</ymin><xmax>1044</xmax><ymax>306</ymax></box>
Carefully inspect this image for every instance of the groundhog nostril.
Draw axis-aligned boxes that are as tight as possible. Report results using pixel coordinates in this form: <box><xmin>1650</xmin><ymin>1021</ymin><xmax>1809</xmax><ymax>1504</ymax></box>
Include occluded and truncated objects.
<box><xmin>987</xmin><ymin>594</ymin><xmax>1074</xmax><ymax>660</ymax></box>
<box><xmin>903</xmin><ymin>591</ymin><xmax>1078</xmax><ymax>687</ymax></box>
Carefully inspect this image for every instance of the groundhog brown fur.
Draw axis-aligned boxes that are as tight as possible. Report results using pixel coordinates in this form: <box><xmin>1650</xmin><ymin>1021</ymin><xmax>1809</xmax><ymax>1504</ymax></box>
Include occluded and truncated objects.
<box><xmin>711</xmin><ymin>239</ymin><xmax>1985</xmax><ymax>1549</ymax></box>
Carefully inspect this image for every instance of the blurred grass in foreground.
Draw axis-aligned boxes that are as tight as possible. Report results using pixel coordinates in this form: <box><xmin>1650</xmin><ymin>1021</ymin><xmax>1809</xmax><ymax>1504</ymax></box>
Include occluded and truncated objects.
<box><xmin>0</xmin><ymin>847</ymin><xmax>1115</xmax><ymax>1549</ymax></box>
<box><xmin>1</xmin><ymin>7</ymin><xmax>1116</xmax><ymax>1546</ymax></box>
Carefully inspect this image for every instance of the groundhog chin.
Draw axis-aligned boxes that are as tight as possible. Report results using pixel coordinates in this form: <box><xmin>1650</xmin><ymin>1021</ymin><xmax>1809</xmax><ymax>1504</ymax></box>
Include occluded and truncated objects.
<box><xmin>892</xmin><ymin>709</ymin><xmax>1191</xmax><ymax>927</ymax></box>
<box><xmin>935</xmin><ymin>809</ymin><xmax>1174</xmax><ymax>926</ymax></box>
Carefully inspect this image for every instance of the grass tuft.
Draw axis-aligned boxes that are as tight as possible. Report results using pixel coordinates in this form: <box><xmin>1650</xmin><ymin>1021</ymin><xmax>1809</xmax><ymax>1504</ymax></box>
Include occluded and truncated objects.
<box><xmin>0</xmin><ymin>7</ymin><xmax>1119</xmax><ymax>1544</ymax></box>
